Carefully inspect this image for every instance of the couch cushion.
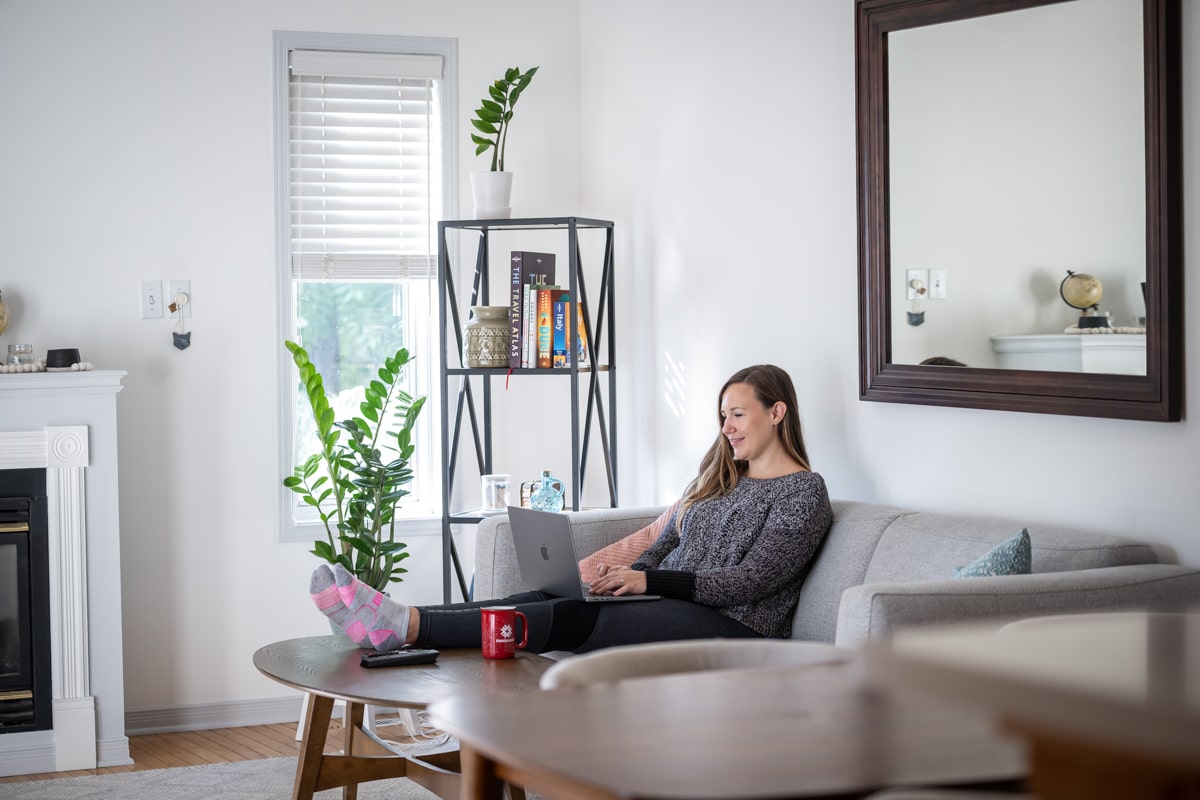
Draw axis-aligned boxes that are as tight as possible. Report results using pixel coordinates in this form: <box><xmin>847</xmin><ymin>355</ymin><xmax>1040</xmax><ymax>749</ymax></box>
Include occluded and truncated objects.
<box><xmin>578</xmin><ymin>501</ymin><xmax>679</xmax><ymax>583</ymax></box>
<box><xmin>791</xmin><ymin>500</ymin><xmax>910</xmax><ymax>643</ymax></box>
<box><xmin>953</xmin><ymin>528</ymin><xmax>1031</xmax><ymax>577</ymax></box>
<box><xmin>863</xmin><ymin>512</ymin><xmax>1161</xmax><ymax>585</ymax></box>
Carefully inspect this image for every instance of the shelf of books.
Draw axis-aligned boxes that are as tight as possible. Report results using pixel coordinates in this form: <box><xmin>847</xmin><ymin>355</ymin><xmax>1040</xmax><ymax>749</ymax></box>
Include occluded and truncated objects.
<box><xmin>435</xmin><ymin>217</ymin><xmax>618</xmax><ymax>601</ymax></box>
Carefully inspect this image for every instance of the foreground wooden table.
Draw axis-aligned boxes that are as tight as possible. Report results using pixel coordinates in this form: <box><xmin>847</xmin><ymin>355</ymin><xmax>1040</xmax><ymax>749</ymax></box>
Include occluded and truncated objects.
<box><xmin>867</xmin><ymin>612</ymin><xmax>1200</xmax><ymax>800</ymax></box>
<box><xmin>429</xmin><ymin>657</ymin><xmax>1026</xmax><ymax>799</ymax></box>
<box><xmin>253</xmin><ymin>636</ymin><xmax>554</xmax><ymax>800</ymax></box>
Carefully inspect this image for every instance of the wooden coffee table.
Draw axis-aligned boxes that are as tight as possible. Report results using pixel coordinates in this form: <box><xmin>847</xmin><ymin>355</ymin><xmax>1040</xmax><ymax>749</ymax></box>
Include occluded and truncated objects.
<box><xmin>867</xmin><ymin>612</ymin><xmax>1200</xmax><ymax>799</ymax></box>
<box><xmin>429</xmin><ymin>656</ymin><xmax>1028</xmax><ymax>799</ymax></box>
<box><xmin>253</xmin><ymin>635</ymin><xmax>554</xmax><ymax>800</ymax></box>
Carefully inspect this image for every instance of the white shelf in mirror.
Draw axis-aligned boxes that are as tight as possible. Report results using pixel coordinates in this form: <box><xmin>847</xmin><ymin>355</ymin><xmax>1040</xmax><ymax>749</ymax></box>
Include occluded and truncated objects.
<box><xmin>990</xmin><ymin>334</ymin><xmax>1146</xmax><ymax>375</ymax></box>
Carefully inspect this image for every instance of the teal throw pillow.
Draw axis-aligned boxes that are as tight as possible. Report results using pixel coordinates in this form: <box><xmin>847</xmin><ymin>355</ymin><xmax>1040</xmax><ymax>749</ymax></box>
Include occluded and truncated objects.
<box><xmin>953</xmin><ymin>528</ymin><xmax>1031</xmax><ymax>578</ymax></box>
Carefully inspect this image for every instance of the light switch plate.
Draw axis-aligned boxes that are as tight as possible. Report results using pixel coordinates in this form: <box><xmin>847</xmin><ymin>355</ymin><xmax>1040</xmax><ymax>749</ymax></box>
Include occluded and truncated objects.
<box><xmin>930</xmin><ymin>269</ymin><xmax>947</xmax><ymax>299</ymax></box>
<box><xmin>905</xmin><ymin>269</ymin><xmax>929</xmax><ymax>300</ymax></box>
<box><xmin>140</xmin><ymin>280</ymin><xmax>163</xmax><ymax>319</ymax></box>
<box><xmin>167</xmin><ymin>280</ymin><xmax>192</xmax><ymax>318</ymax></box>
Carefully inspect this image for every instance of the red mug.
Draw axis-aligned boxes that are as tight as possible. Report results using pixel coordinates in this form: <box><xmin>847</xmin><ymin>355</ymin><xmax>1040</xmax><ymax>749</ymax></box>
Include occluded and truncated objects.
<box><xmin>481</xmin><ymin>606</ymin><xmax>528</xmax><ymax>659</ymax></box>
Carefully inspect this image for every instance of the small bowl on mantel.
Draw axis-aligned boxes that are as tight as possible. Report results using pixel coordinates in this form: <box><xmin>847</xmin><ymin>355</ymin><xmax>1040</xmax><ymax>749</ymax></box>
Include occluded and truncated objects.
<box><xmin>45</xmin><ymin>348</ymin><xmax>81</xmax><ymax>371</ymax></box>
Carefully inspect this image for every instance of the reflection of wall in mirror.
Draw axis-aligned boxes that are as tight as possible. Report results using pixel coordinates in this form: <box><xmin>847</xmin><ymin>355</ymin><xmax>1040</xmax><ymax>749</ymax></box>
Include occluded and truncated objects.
<box><xmin>888</xmin><ymin>0</ymin><xmax>1145</xmax><ymax>371</ymax></box>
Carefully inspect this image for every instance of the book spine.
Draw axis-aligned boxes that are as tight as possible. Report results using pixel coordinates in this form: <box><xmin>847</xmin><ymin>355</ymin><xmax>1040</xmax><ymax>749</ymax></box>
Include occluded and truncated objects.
<box><xmin>537</xmin><ymin>254</ymin><xmax>556</xmax><ymax>290</ymax></box>
<box><xmin>536</xmin><ymin>288</ymin><xmax>554</xmax><ymax>368</ymax></box>
<box><xmin>523</xmin><ymin>281</ymin><xmax>536</xmax><ymax>368</ymax></box>
<box><xmin>552</xmin><ymin>298</ymin><xmax>569</xmax><ymax>368</ymax></box>
<box><xmin>576</xmin><ymin>307</ymin><xmax>588</xmax><ymax>365</ymax></box>
<box><xmin>509</xmin><ymin>252</ymin><xmax>556</xmax><ymax>369</ymax></box>
<box><xmin>508</xmin><ymin>252</ymin><xmax>525</xmax><ymax>369</ymax></box>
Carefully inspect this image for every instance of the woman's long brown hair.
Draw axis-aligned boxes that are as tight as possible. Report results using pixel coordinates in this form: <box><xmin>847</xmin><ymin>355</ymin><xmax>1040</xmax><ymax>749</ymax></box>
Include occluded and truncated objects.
<box><xmin>675</xmin><ymin>364</ymin><xmax>811</xmax><ymax>526</ymax></box>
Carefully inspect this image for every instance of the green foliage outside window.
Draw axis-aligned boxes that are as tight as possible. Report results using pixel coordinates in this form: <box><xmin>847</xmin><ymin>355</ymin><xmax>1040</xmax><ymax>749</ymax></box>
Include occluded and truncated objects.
<box><xmin>296</xmin><ymin>282</ymin><xmax>406</xmax><ymax>395</ymax></box>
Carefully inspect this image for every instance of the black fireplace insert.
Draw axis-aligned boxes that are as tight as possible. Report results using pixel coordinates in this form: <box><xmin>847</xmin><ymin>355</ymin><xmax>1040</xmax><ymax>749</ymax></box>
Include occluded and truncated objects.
<box><xmin>0</xmin><ymin>469</ymin><xmax>51</xmax><ymax>733</ymax></box>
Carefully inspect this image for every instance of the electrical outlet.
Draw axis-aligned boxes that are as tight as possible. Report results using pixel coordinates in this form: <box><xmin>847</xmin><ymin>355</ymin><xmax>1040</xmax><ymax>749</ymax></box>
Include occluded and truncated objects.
<box><xmin>167</xmin><ymin>280</ymin><xmax>192</xmax><ymax>318</ymax></box>
<box><xmin>140</xmin><ymin>280</ymin><xmax>164</xmax><ymax>319</ymax></box>
<box><xmin>930</xmin><ymin>269</ymin><xmax>947</xmax><ymax>299</ymax></box>
<box><xmin>905</xmin><ymin>269</ymin><xmax>929</xmax><ymax>300</ymax></box>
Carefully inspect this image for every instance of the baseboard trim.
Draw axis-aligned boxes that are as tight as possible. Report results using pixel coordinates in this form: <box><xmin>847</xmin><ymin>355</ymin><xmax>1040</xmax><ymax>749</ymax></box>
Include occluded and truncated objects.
<box><xmin>0</xmin><ymin>731</ymin><xmax>54</xmax><ymax>778</ymax></box>
<box><xmin>97</xmin><ymin>735</ymin><xmax>133</xmax><ymax>768</ymax></box>
<box><xmin>125</xmin><ymin>694</ymin><xmax>304</xmax><ymax>736</ymax></box>
<box><xmin>0</xmin><ymin>731</ymin><xmax>131</xmax><ymax>777</ymax></box>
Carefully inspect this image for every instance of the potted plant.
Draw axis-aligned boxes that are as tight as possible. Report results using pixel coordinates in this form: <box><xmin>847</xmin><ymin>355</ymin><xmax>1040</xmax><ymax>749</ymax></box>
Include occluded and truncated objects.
<box><xmin>469</xmin><ymin>65</ymin><xmax>539</xmax><ymax>218</ymax></box>
<box><xmin>283</xmin><ymin>340</ymin><xmax>426</xmax><ymax>592</ymax></box>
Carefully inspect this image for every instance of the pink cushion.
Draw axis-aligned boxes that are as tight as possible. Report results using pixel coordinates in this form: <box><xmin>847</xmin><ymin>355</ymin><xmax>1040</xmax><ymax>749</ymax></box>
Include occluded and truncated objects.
<box><xmin>578</xmin><ymin>502</ymin><xmax>679</xmax><ymax>583</ymax></box>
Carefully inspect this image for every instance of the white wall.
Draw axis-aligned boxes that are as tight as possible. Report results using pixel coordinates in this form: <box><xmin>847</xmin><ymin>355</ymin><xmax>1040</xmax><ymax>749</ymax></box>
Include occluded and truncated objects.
<box><xmin>0</xmin><ymin>0</ymin><xmax>581</xmax><ymax>714</ymax></box>
<box><xmin>580</xmin><ymin>0</ymin><xmax>866</xmax><ymax>506</ymax></box>
<box><xmin>579</xmin><ymin>0</ymin><xmax>1200</xmax><ymax>568</ymax></box>
<box><xmin>1</xmin><ymin>0</ymin><xmax>1197</xmax><ymax>722</ymax></box>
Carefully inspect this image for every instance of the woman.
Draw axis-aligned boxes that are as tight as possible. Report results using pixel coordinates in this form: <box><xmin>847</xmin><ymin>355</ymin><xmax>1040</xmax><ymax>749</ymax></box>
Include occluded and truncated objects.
<box><xmin>310</xmin><ymin>364</ymin><xmax>833</xmax><ymax>653</ymax></box>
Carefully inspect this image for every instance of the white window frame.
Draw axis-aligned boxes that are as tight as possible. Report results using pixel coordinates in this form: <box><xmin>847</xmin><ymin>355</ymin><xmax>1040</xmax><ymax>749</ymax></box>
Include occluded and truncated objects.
<box><xmin>273</xmin><ymin>31</ymin><xmax>457</xmax><ymax>544</ymax></box>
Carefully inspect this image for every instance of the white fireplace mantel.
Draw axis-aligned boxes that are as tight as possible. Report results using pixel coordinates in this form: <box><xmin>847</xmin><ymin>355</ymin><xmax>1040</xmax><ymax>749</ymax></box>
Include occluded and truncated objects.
<box><xmin>0</xmin><ymin>370</ymin><xmax>129</xmax><ymax>776</ymax></box>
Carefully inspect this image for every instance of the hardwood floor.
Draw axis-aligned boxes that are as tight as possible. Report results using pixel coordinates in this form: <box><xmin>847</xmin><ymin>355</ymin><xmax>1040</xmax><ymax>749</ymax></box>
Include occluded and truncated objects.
<box><xmin>0</xmin><ymin>716</ymin><xmax>435</xmax><ymax>784</ymax></box>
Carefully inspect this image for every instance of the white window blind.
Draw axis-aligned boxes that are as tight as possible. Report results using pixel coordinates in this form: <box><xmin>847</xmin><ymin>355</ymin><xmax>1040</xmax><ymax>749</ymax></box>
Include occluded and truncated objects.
<box><xmin>289</xmin><ymin>49</ymin><xmax>444</xmax><ymax>279</ymax></box>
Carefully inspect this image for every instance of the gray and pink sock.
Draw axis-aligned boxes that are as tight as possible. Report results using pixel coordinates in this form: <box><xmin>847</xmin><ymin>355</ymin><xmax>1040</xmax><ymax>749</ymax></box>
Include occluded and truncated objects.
<box><xmin>328</xmin><ymin>564</ymin><xmax>409</xmax><ymax>651</ymax></box>
<box><xmin>309</xmin><ymin>564</ymin><xmax>343</xmax><ymax>616</ymax></box>
<box><xmin>309</xmin><ymin>564</ymin><xmax>371</xmax><ymax>648</ymax></box>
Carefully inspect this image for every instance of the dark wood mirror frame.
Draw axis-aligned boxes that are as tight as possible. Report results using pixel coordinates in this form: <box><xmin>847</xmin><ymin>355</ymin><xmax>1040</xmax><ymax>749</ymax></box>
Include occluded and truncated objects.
<box><xmin>855</xmin><ymin>0</ymin><xmax>1182</xmax><ymax>421</ymax></box>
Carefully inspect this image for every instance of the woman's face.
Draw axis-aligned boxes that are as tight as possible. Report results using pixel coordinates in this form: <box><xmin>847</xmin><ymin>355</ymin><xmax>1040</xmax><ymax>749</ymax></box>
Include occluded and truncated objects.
<box><xmin>720</xmin><ymin>382</ymin><xmax>781</xmax><ymax>462</ymax></box>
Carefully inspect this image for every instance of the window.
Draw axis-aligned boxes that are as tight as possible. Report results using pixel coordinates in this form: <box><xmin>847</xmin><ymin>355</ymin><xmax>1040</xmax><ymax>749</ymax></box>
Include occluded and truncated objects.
<box><xmin>274</xmin><ymin>32</ymin><xmax>457</xmax><ymax>542</ymax></box>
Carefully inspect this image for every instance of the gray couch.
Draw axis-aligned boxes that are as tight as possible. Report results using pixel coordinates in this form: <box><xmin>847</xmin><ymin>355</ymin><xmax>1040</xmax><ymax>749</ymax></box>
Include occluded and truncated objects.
<box><xmin>472</xmin><ymin>500</ymin><xmax>1200</xmax><ymax>646</ymax></box>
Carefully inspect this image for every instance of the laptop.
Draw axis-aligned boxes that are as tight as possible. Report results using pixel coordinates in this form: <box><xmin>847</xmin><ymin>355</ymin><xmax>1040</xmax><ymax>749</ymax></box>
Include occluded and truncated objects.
<box><xmin>508</xmin><ymin>506</ymin><xmax>661</xmax><ymax>602</ymax></box>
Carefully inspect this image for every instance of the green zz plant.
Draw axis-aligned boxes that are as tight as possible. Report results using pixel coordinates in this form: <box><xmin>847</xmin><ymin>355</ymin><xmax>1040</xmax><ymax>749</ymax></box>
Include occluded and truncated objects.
<box><xmin>470</xmin><ymin>65</ymin><xmax>539</xmax><ymax>172</ymax></box>
<box><xmin>283</xmin><ymin>341</ymin><xmax>426</xmax><ymax>592</ymax></box>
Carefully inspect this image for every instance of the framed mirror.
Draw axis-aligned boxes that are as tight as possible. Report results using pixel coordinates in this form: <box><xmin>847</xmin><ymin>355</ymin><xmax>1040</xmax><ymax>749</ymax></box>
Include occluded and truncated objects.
<box><xmin>855</xmin><ymin>0</ymin><xmax>1181</xmax><ymax>421</ymax></box>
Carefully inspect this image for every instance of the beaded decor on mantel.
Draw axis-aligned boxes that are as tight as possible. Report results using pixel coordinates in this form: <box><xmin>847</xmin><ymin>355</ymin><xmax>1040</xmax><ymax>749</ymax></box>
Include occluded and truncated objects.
<box><xmin>0</xmin><ymin>359</ymin><xmax>95</xmax><ymax>374</ymax></box>
<box><xmin>1064</xmin><ymin>325</ymin><xmax>1146</xmax><ymax>335</ymax></box>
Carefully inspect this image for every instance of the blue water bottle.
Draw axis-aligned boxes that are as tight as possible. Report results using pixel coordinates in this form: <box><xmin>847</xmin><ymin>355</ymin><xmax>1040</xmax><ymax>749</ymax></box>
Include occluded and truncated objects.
<box><xmin>529</xmin><ymin>470</ymin><xmax>565</xmax><ymax>513</ymax></box>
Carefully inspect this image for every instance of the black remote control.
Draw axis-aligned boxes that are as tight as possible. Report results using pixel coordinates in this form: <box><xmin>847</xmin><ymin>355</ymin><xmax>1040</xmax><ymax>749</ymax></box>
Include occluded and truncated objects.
<box><xmin>360</xmin><ymin>647</ymin><xmax>439</xmax><ymax>668</ymax></box>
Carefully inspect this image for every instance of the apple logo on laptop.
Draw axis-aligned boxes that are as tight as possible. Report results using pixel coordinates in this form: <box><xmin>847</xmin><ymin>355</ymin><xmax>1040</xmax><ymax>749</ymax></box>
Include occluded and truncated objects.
<box><xmin>540</xmin><ymin>544</ymin><xmax>550</xmax><ymax>560</ymax></box>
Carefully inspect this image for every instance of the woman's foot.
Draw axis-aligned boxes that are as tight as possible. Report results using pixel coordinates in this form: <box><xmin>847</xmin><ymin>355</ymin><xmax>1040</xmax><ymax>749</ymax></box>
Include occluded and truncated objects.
<box><xmin>309</xmin><ymin>564</ymin><xmax>343</xmax><ymax>617</ymax></box>
<box><xmin>309</xmin><ymin>564</ymin><xmax>370</xmax><ymax>648</ymax></box>
<box><xmin>309</xmin><ymin>564</ymin><xmax>410</xmax><ymax>650</ymax></box>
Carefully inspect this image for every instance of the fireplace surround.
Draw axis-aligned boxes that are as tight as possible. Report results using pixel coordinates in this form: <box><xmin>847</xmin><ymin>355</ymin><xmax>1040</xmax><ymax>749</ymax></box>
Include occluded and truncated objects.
<box><xmin>0</xmin><ymin>370</ymin><xmax>129</xmax><ymax>776</ymax></box>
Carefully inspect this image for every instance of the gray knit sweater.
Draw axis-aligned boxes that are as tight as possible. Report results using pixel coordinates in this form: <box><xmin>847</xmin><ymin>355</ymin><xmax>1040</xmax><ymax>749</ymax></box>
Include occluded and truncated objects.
<box><xmin>631</xmin><ymin>471</ymin><xmax>833</xmax><ymax>638</ymax></box>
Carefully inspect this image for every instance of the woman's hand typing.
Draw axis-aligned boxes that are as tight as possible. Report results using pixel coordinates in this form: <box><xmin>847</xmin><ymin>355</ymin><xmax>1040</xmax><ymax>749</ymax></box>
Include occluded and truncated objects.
<box><xmin>590</xmin><ymin>564</ymin><xmax>647</xmax><ymax>596</ymax></box>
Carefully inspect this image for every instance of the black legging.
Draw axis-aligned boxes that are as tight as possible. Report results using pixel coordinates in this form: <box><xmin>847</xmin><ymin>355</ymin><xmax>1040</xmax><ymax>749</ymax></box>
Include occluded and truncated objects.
<box><xmin>413</xmin><ymin>591</ymin><xmax>762</xmax><ymax>653</ymax></box>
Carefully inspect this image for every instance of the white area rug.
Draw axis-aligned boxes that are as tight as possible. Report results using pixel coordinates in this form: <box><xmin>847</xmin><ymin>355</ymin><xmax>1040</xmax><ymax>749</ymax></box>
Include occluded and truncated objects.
<box><xmin>0</xmin><ymin>757</ymin><xmax>441</xmax><ymax>799</ymax></box>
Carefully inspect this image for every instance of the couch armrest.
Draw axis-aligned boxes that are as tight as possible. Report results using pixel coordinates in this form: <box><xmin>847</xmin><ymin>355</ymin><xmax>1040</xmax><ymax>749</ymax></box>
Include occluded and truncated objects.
<box><xmin>834</xmin><ymin>564</ymin><xmax>1200</xmax><ymax>647</ymax></box>
<box><xmin>472</xmin><ymin>506</ymin><xmax>668</xmax><ymax>601</ymax></box>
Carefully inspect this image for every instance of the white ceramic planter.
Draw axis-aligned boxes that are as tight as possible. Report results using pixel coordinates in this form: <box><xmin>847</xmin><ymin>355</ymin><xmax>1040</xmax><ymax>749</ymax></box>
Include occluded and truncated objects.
<box><xmin>470</xmin><ymin>171</ymin><xmax>513</xmax><ymax>218</ymax></box>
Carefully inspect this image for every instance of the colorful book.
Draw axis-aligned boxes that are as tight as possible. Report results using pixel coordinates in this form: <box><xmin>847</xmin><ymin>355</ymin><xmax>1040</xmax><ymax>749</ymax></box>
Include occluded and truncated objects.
<box><xmin>508</xmin><ymin>251</ymin><xmax>555</xmax><ymax>369</ymax></box>
<box><xmin>524</xmin><ymin>280</ymin><xmax>556</xmax><ymax>367</ymax></box>
<box><xmin>520</xmin><ymin>277</ymin><xmax>552</xmax><ymax>367</ymax></box>
<box><xmin>551</xmin><ymin>291</ymin><xmax>571</xmax><ymax>368</ymax></box>
<box><xmin>536</xmin><ymin>286</ymin><xmax>559</xmax><ymax>368</ymax></box>
<box><xmin>575</xmin><ymin>306</ymin><xmax>589</xmax><ymax>365</ymax></box>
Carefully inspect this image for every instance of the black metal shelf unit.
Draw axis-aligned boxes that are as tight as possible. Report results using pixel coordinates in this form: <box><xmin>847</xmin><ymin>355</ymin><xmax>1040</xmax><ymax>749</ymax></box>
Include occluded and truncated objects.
<box><xmin>436</xmin><ymin>216</ymin><xmax>617</xmax><ymax>602</ymax></box>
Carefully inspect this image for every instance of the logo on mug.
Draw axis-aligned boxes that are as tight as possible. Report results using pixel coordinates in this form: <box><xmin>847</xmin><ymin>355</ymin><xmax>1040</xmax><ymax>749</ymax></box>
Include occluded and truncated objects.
<box><xmin>500</xmin><ymin>623</ymin><xmax>514</xmax><ymax>642</ymax></box>
<box><xmin>540</xmin><ymin>544</ymin><xmax>550</xmax><ymax>560</ymax></box>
